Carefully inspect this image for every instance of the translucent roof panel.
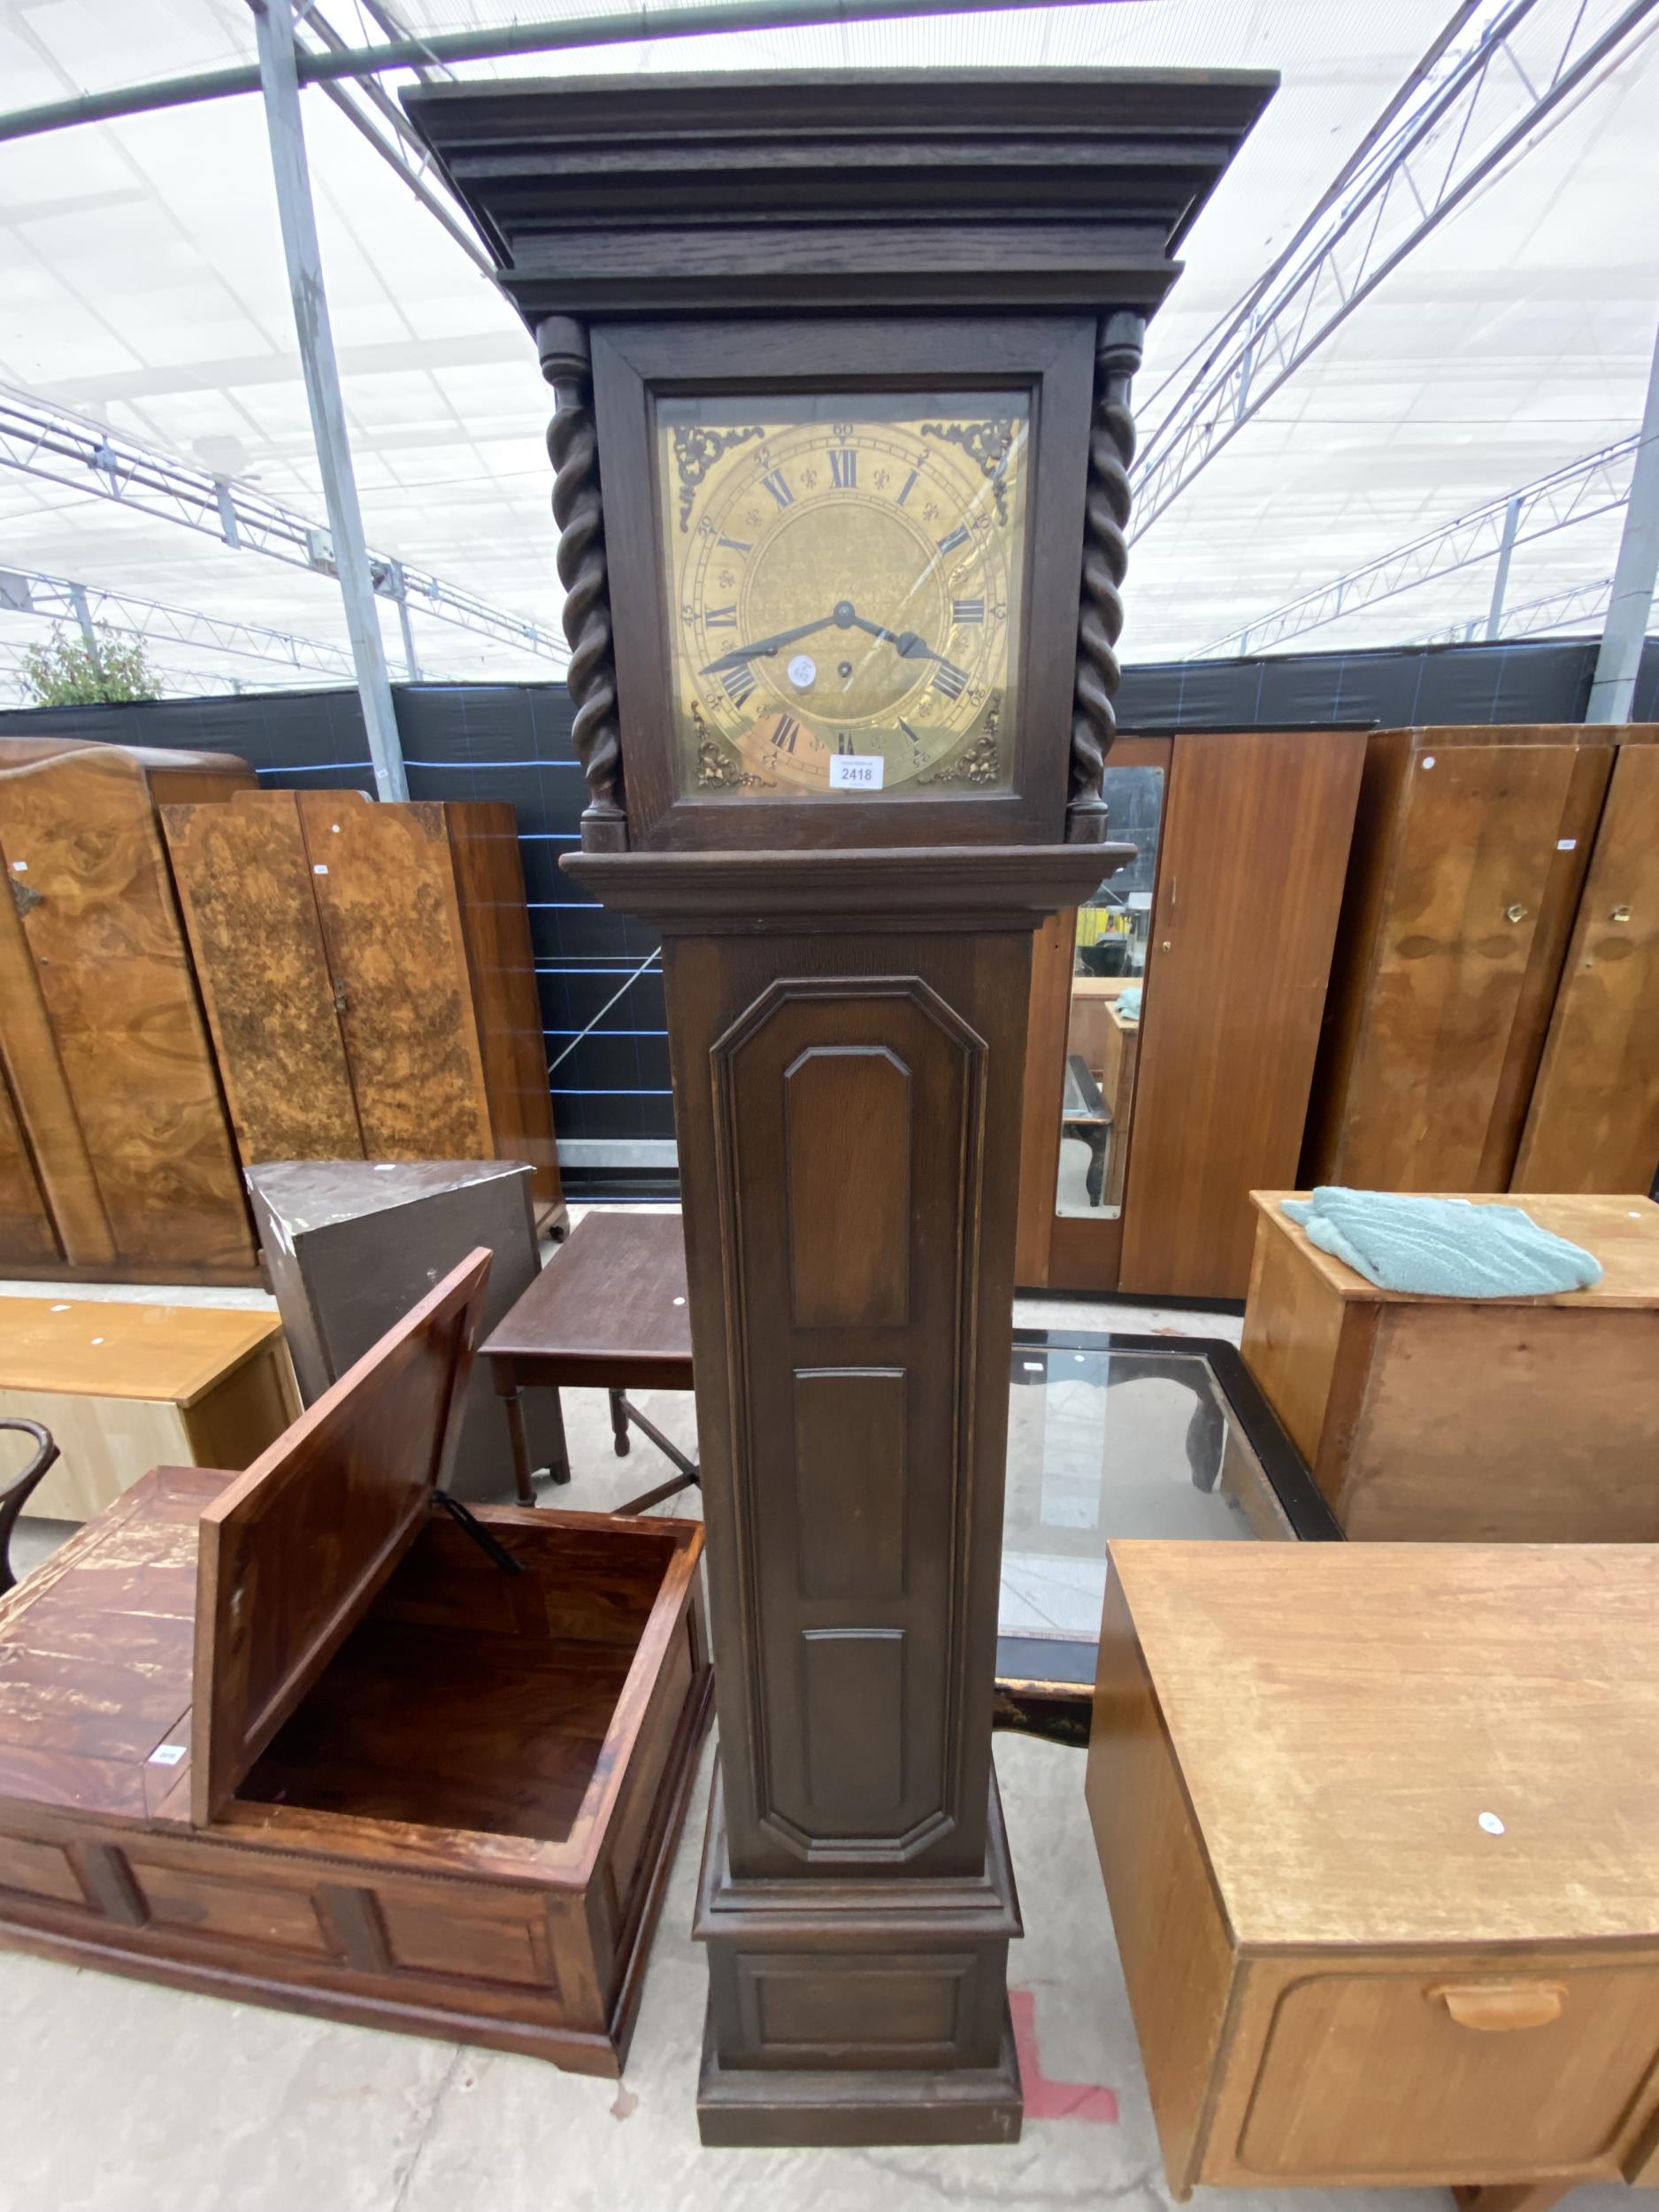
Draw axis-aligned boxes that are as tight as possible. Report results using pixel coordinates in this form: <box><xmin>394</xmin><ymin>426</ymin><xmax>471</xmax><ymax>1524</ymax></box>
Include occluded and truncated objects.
<box><xmin>1</xmin><ymin>2</ymin><xmax>1655</xmax><ymax>701</ymax></box>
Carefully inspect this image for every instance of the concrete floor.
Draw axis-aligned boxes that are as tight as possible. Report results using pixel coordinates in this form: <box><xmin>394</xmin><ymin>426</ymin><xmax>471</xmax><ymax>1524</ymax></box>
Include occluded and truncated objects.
<box><xmin>0</xmin><ymin>1218</ymin><xmax>1615</xmax><ymax>2212</ymax></box>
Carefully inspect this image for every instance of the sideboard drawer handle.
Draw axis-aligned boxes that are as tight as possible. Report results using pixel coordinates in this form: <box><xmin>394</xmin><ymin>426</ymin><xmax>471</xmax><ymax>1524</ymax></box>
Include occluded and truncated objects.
<box><xmin>1432</xmin><ymin>1981</ymin><xmax>1566</xmax><ymax>2032</ymax></box>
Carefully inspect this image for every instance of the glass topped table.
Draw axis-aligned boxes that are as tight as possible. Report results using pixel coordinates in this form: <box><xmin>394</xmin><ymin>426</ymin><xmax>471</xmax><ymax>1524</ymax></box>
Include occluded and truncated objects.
<box><xmin>996</xmin><ymin>1328</ymin><xmax>1340</xmax><ymax>1740</ymax></box>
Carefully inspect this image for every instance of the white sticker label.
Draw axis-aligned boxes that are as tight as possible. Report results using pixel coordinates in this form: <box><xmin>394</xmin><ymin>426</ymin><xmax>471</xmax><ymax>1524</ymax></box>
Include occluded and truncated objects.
<box><xmin>11</xmin><ymin>860</ymin><xmax>25</xmax><ymax>872</ymax></box>
<box><xmin>312</xmin><ymin>864</ymin><xmax>329</xmax><ymax>875</ymax></box>
<box><xmin>829</xmin><ymin>754</ymin><xmax>885</xmax><ymax>791</ymax></box>
<box><xmin>1478</xmin><ymin>1810</ymin><xmax>1505</xmax><ymax>1835</ymax></box>
<box><xmin>787</xmin><ymin>653</ymin><xmax>817</xmax><ymax>690</ymax></box>
<box><xmin>149</xmin><ymin>1744</ymin><xmax>187</xmax><ymax>1767</ymax></box>
<box><xmin>1556</xmin><ymin>838</ymin><xmax>1577</xmax><ymax>850</ymax></box>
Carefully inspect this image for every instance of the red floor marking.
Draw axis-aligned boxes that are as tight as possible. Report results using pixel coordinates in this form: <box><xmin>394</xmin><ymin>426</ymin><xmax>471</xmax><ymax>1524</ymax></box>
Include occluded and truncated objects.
<box><xmin>1010</xmin><ymin>1986</ymin><xmax>1121</xmax><ymax>2123</ymax></box>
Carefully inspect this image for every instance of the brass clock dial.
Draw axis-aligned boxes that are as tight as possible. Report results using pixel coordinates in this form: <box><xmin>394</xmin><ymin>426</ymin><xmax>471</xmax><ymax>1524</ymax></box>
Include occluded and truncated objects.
<box><xmin>656</xmin><ymin>393</ymin><xmax>1029</xmax><ymax>800</ymax></box>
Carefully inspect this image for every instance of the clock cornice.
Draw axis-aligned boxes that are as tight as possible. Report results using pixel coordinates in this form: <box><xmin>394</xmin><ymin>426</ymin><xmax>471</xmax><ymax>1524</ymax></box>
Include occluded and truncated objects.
<box><xmin>405</xmin><ymin>66</ymin><xmax>1277</xmax><ymax>322</ymax></box>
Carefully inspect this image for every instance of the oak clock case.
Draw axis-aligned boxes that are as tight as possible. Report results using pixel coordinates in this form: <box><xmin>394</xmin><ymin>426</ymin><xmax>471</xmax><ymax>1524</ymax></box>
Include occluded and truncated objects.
<box><xmin>591</xmin><ymin>319</ymin><xmax>1096</xmax><ymax>849</ymax></box>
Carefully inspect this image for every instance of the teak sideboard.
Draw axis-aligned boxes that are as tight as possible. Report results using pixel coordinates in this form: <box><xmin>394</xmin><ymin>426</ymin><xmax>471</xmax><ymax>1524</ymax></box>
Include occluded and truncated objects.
<box><xmin>0</xmin><ymin>1254</ymin><xmax>710</xmax><ymax>2074</ymax></box>
<box><xmin>1089</xmin><ymin>1541</ymin><xmax>1659</xmax><ymax>2211</ymax></box>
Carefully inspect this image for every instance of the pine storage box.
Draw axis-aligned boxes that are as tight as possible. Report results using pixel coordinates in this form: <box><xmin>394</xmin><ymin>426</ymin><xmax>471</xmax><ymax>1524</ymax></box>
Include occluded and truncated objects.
<box><xmin>0</xmin><ymin>1253</ymin><xmax>711</xmax><ymax>2075</ymax></box>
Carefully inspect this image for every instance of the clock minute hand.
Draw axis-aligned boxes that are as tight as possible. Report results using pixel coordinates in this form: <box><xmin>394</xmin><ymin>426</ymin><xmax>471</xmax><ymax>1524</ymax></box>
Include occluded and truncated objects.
<box><xmin>698</xmin><ymin>611</ymin><xmax>838</xmax><ymax>677</ymax></box>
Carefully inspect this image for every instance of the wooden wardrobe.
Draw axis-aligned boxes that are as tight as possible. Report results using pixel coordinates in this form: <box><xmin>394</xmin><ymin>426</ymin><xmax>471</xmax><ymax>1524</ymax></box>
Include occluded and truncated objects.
<box><xmin>1016</xmin><ymin>727</ymin><xmax>1366</xmax><ymax>1301</ymax></box>
<box><xmin>0</xmin><ymin>736</ymin><xmax>260</xmax><ymax>1285</ymax></box>
<box><xmin>163</xmin><ymin>789</ymin><xmax>563</xmax><ymax>1219</ymax></box>
<box><xmin>1302</xmin><ymin>724</ymin><xmax>1659</xmax><ymax>1196</ymax></box>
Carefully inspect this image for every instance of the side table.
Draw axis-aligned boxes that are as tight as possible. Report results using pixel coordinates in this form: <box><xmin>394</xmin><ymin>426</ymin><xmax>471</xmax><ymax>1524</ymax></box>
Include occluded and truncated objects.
<box><xmin>480</xmin><ymin>1211</ymin><xmax>695</xmax><ymax>1513</ymax></box>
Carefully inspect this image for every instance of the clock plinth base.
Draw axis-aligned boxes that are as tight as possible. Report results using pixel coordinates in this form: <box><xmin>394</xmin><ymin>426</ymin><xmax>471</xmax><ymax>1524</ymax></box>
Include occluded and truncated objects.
<box><xmin>694</xmin><ymin>1761</ymin><xmax>1024</xmax><ymax>2147</ymax></box>
<box><xmin>696</xmin><ymin>2006</ymin><xmax>1023</xmax><ymax>2149</ymax></box>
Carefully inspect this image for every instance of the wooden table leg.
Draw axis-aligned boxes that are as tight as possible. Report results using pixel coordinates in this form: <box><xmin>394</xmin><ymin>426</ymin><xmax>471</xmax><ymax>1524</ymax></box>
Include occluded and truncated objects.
<box><xmin>544</xmin><ymin>1383</ymin><xmax>571</xmax><ymax>1487</ymax></box>
<box><xmin>609</xmin><ymin>1387</ymin><xmax>631</xmax><ymax>1459</ymax></box>
<box><xmin>503</xmin><ymin>1386</ymin><xmax>536</xmax><ymax>1507</ymax></box>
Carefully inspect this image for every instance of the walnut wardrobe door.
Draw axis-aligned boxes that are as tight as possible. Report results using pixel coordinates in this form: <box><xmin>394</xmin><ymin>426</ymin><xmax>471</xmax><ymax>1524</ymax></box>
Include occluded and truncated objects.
<box><xmin>165</xmin><ymin>791</ymin><xmax>364</xmax><ymax>1168</ymax></box>
<box><xmin>0</xmin><ymin>747</ymin><xmax>251</xmax><ymax>1270</ymax></box>
<box><xmin>296</xmin><ymin>797</ymin><xmax>493</xmax><ymax>1163</ymax></box>
<box><xmin>1514</xmin><ymin>741</ymin><xmax>1659</xmax><ymax>1194</ymax></box>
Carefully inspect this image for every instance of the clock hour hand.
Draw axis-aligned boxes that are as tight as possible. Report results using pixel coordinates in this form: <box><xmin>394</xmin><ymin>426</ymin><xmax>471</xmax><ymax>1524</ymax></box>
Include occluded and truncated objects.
<box><xmin>698</xmin><ymin>611</ymin><xmax>838</xmax><ymax>676</ymax></box>
<box><xmin>838</xmin><ymin>607</ymin><xmax>947</xmax><ymax>665</ymax></box>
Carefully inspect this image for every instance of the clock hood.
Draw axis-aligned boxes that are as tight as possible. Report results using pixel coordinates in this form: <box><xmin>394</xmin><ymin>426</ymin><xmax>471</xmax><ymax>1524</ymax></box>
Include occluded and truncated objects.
<box><xmin>403</xmin><ymin>66</ymin><xmax>1275</xmax><ymax>326</ymax></box>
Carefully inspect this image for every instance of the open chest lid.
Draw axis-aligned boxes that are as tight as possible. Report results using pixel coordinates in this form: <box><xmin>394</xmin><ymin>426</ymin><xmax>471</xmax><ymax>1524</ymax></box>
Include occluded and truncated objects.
<box><xmin>190</xmin><ymin>1247</ymin><xmax>491</xmax><ymax>1825</ymax></box>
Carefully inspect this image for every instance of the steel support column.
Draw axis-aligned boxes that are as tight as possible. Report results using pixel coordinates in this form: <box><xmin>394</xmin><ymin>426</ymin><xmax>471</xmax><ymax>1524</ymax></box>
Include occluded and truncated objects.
<box><xmin>251</xmin><ymin>0</ymin><xmax>407</xmax><ymax>799</ymax></box>
<box><xmin>1586</xmin><ymin>312</ymin><xmax>1659</xmax><ymax>723</ymax></box>
<box><xmin>1485</xmin><ymin>495</ymin><xmax>1521</xmax><ymax>638</ymax></box>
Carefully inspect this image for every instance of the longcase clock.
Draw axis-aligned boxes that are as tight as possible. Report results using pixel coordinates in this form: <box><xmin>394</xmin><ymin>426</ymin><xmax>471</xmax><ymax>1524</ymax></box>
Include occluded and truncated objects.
<box><xmin>411</xmin><ymin>66</ymin><xmax>1271</xmax><ymax>2147</ymax></box>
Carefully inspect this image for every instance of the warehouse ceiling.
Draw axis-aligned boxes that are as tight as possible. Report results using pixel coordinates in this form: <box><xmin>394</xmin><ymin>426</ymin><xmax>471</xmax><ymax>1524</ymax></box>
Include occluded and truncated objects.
<box><xmin>0</xmin><ymin>1</ymin><xmax>1655</xmax><ymax>697</ymax></box>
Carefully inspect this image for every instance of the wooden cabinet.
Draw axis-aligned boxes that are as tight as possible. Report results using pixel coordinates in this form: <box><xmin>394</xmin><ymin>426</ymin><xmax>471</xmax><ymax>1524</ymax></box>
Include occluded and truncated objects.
<box><xmin>1303</xmin><ymin>724</ymin><xmax>1658</xmax><ymax>1196</ymax></box>
<box><xmin>164</xmin><ymin>789</ymin><xmax>563</xmax><ymax>1216</ymax></box>
<box><xmin>0</xmin><ymin>1254</ymin><xmax>711</xmax><ymax>2076</ymax></box>
<box><xmin>1087</xmin><ymin>1541</ymin><xmax>1659</xmax><ymax>2204</ymax></box>
<box><xmin>1016</xmin><ymin>729</ymin><xmax>1364</xmax><ymax>1300</ymax></box>
<box><xmin>1240</xmin><ymin>1189</ymin><xmax>1659</xmax><ymax>1541</ymax></box>
<box><xmin>0</xmin><ymin>736</ymin><xmax>258</xmax><ymax>1284</ymax></box>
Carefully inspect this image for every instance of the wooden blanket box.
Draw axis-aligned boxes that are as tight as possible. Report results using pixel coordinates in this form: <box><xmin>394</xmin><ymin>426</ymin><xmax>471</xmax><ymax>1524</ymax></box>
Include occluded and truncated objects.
<box><xmin>0</xmin><ymin>1252</ymin><xmax>711</xmax><ymax>2076</ymax></box>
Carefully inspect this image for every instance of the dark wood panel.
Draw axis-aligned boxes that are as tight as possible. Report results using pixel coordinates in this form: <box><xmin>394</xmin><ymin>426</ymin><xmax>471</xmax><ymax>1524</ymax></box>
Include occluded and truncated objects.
<box><xmin>802</xmin><ymin>1628</ymin><xmax>905</xmax><ymax>1827</ymax></box>
<box><xmin>1515</xmin><ymin>741</ymin><xmax>1659</xmax><ymax>1194</ymax></box>
<box><xmin>193</xmin><ymin>1250</ymin><xmax>488</xmax><ymax>1824</ymax></box>
<box><xmin>296</xmin><ymin>796</ymin><xmax>492</xmax><ymax>1163</ymax></box>
<box><xmin>163</xmin><ymin>792</ymin><xmax>364</xmax><ymax>1166</ymax></box>
<box><xmin>794</xmin><ymin>1367</ymin><xmax>906</xmax><ymax>1601</ymax></box>
<box><xmin>785</xmin><ymin>1046</ymin><xmax>911</xmax><ymax>1327</ymax></box>
<box><xmin>749</xmin><ymin>1955</ymin><xmax>967</xmax><ymax>2055</ymax></box>
<box><xmin>1120</xmin><ymin>729</ymin><xmax>1363</xmax><ymax>1300</ymax></box>
<box><xmin>0</xmin><ymin>748</ymin><xmax>250</xmax><ymax>1270</ymax></box>
<box><xmin>710</xmin><ymin>971</ymin><xmax>984</xmax><ymax>1864</ymax></box>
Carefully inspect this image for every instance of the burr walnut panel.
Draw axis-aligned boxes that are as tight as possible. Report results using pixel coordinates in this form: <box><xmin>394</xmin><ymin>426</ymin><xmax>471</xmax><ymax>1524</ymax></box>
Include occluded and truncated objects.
<box><xmin>163</xmin><ymin>792</ymin><xmax>363</xmax><ymax>1164</ymax></box>
<box><xmin>298</xmin><ymin>798</ymin><xmax>493</xmax><ymax>1164</ymax></box>
<box><xmin>0</xmin><ymin>746</ymin><xmax>253</xmax><ymax>1271</ymax></box>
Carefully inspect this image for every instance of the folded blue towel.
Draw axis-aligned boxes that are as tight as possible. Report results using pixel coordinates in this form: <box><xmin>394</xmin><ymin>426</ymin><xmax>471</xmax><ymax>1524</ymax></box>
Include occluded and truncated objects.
<box><xmin>1281</xmin><ymin>1187</ymin><xmax>1603</xmax><ymax>1298</ymax></box>
<box><xmin>1115</xmin><ymin>987</ymin><xmax>1142</xmax><ymax>1021</ymax></box>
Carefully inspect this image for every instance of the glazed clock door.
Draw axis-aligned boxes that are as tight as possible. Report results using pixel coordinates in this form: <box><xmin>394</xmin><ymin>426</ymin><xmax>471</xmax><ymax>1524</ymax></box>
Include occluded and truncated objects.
<box><xmin>590</xmin><ymin>316</ymin><xmax>1096</xmax><ymax>849</ymax></box>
